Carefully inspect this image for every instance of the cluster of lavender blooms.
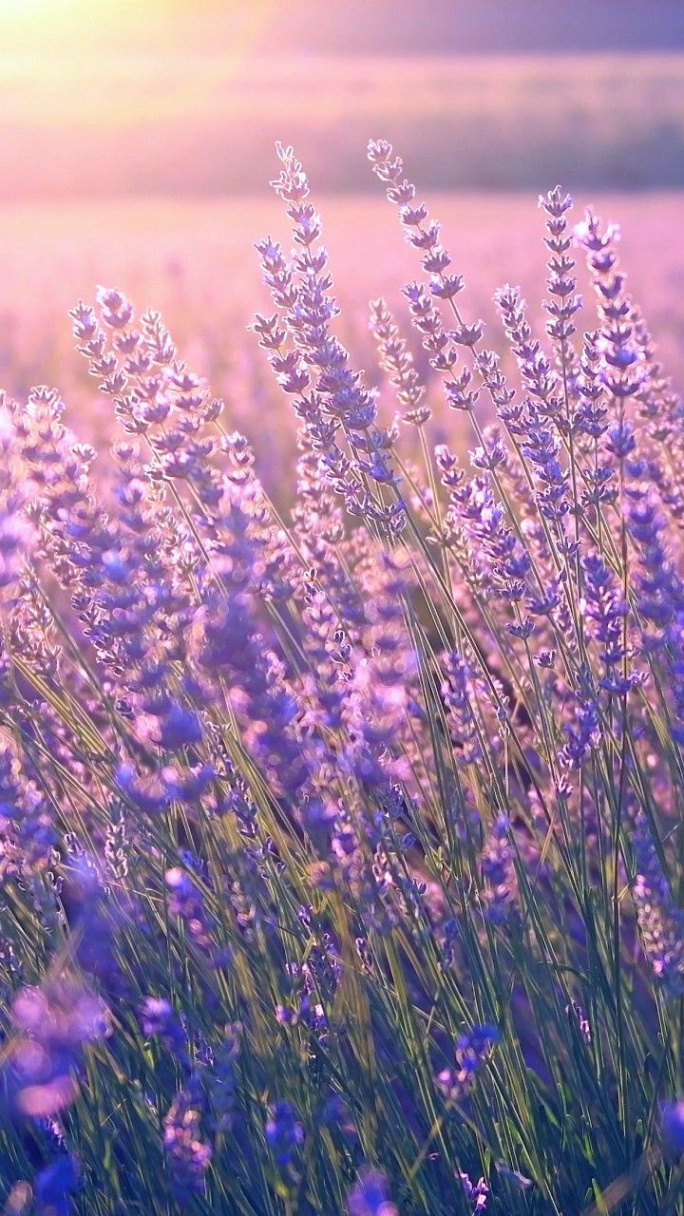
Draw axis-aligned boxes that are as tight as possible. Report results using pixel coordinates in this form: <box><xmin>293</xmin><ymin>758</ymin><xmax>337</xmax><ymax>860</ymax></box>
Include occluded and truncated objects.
<box><xmin>0</xmin><ymin>139</ymin><xmax>683</xmax><ymax>1216</ymax></box>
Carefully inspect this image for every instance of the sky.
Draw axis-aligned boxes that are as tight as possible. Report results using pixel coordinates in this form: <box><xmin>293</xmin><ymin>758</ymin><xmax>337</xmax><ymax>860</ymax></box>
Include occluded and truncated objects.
<box><xmin>258</xmin><ymin>0</ymin><xmax>684</xmax><ymax>54</ymax></box>
<box><xmin>2</xmin><ymin>0</ymin><xmax>683</xmax><ymax>56</ymax></box>
<box><xmin>0</xmin><ymin>0</ymin><xmax>682</xmax><ymax>199</ymax></box>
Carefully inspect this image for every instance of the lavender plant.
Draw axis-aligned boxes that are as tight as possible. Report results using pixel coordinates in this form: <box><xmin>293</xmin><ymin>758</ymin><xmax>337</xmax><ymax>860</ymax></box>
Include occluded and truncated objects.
<box><xmin>0</xmin><ymin>138</ymin><xmax>682</xmax><ymax>1216</ymax></box>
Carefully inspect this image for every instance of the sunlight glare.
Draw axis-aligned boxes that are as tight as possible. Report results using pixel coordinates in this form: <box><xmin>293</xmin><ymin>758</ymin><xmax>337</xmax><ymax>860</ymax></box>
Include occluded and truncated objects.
<box><xmin>0</xmin><ymin>0</ymin><xmax>276</xmax><ymax>58</ymax></box>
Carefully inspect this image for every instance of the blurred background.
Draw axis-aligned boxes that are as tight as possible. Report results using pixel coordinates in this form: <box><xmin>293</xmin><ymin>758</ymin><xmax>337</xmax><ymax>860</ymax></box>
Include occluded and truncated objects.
<box><xmin>3</xmin><ymin>0</ymin><xmax>684</xmax><ymax>197</ymax></box>
<box><xmin>1</xmin><ymin>0</ymin><xmax>683</xmax><ymax>479</ymax></box>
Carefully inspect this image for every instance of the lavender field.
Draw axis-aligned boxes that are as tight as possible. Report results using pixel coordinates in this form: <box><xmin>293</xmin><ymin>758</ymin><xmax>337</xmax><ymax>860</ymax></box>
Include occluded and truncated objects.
<box><xmin>2</xmin><ymin>0</ymin><xmax>684</xmax><ymax>1211</ymax></box>
<box><xmin>1</xmin><ymin>190</ymin><xmax>682</xmax><ymax>497</ymax></box>
<box><xmin>0</xmin><ymin>134</ymin><xmax>684</xmax><ymax>1214</ymax></box>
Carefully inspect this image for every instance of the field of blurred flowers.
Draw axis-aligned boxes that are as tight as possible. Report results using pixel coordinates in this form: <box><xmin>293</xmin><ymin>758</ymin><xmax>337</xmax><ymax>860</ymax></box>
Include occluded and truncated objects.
<box><xmin>4</xmin><ymin>52</ymin><xmax>684</xmax><ymax>197</ymax></box>
<box><xmin>1</xmin><ymin>128</ymin><xmax>684</xmax><ymax>1216</ymax></box>
<box><xmin>1</xmin><ymin>190</ymin><xmax>682</xmax><ymax>501</ymax></box>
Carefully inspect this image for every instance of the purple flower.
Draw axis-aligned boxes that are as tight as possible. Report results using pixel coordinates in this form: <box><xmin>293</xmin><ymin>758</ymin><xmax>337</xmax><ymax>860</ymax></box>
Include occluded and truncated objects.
<box><xmin>265</xmin><ymin>1100</ymin><xmax>304</xmax><ymax>1169</ymax></box>
<box><xmin>163</xmin><ymin>1082</ymin><xmax>212</xmax><ymax>1199</ymax></box>
<box><xmin>347</xmin><ymin>1168</ymin><xmax>398</xmax><ymax>1216</ymax></box>
<box><xmin>661</xmin><ymin>1100</ymin><xmax>684</xmax><ymax>1157</ymax></box>
<box><xmin>140</xmin><ymin>996</ymin><xmax>188</xmax><ymax>1065</ymax></box>
<box><xmin>156</xmin><ymin>704</ymin><xmax>203</xmax><ymax>752</ymax></box>
<box><xmin>456</xmin><ymin>1024</ymin><xmax>500</xmax><ymax>1071</ymax></box>
<box><xmin>369</xmin><ymin>297</ymin><xmax>430</xmax><ymax>426</ymax></box>
<box><xmin>480</xmin><ymin>815</ymin><xmax>516</xmax><ymax>924</ymax></box>
<box><xmin>560</xmin><ymin>691</ymin><xmax>601</xmax><ymax>769</ymax></box>
<box><xmin>458</xmin><ymin>1170</ymin><xmax>489</xmax><ymax>1212</ymax></box>
<box><xmin>9</xmin><ymin>977</ymin><xmax>109</xmax><ymax>1117</ymax></box>
<box><xmin>441</xmin><ymin>651</ymin><xmax>483</xmax><ymax>766</ymax></box>
<box><xmin>631</xmin><ymin>815</ymin><xmax>684</xmax><ymax>998</ymax></box>
<box><xmin>581</xmin><ymin>552</ymin><xmax>629</xmax><ymax>690</ymax></box>
<box><xmin>256</xmin><ymin>143</ymin><xmax>403</xmax><ymax>524</ymax></box>
<box><xmin>437</xmin><ymin>1024</ymin><xmax>499</xmax><ymax>1104</ymax></box>
<box><xmin>165</xmin><ymin>867</ymin><xmax>214</xmax><ymax>952</ymax></box>
<box><xmin>539</xmin><ymin>185</ymin><xmax>582</xmax><ymax>351</ymax></box>
<box><xmin>566</xmin><ymin>1000</ymin><xmax>592</xmax><ymax>1045</ymax></box>
<box><xmin>141</xmin><ymin>996</ymin><xmax>175</xmax><ymax>1037</ymax></box>
<box><xmin>35</xmin><ymin>1155</ymin><xmax>81</xmax><ymax>1216</ymax></box>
